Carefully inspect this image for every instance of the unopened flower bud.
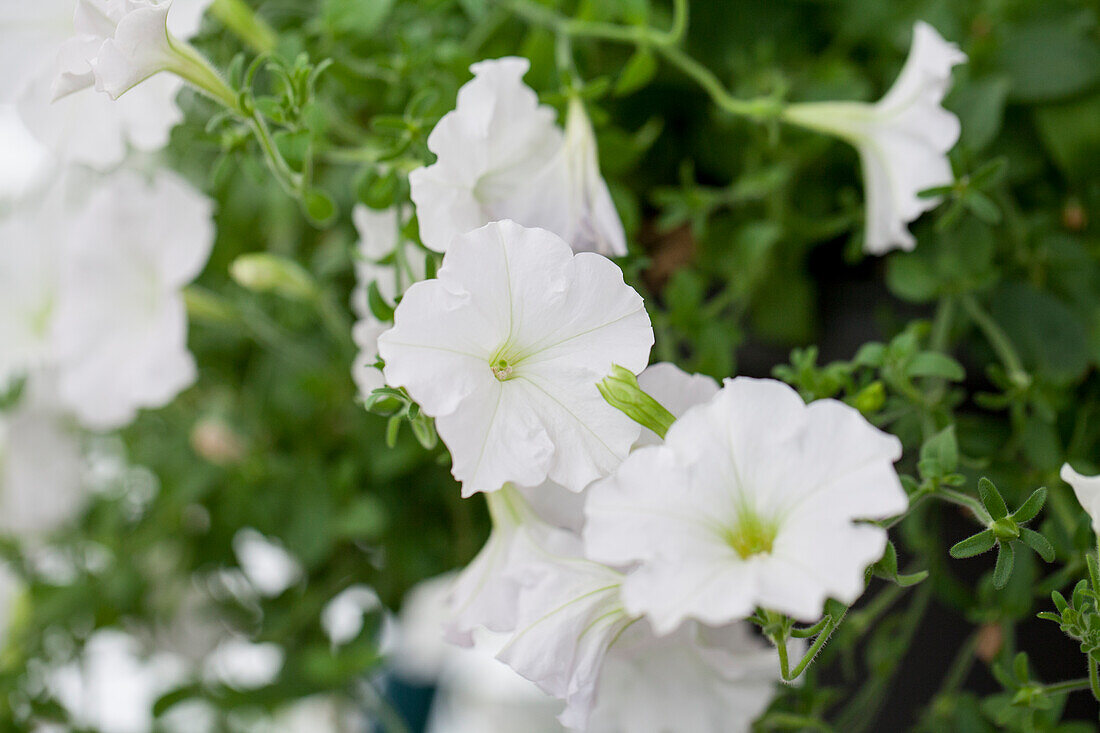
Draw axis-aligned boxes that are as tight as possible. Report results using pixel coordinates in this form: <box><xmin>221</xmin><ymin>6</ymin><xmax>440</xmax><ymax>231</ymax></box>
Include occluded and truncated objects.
<box><xmin>597</xmin><ymin>365</ymin><xmax>676</xmax><ymax>439</ymax></box>
<box><xmin>230</xmin><ymin>253</ymin><xmax>317</xmax><ymax>301</ymax></box>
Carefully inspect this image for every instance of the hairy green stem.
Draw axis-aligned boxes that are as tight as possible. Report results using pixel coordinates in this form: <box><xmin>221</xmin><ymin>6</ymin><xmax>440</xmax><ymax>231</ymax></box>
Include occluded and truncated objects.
<box><xmin>959</xmin><ymin>293</ymin><xmax>1029</xmax><ymax>389</ymax></box>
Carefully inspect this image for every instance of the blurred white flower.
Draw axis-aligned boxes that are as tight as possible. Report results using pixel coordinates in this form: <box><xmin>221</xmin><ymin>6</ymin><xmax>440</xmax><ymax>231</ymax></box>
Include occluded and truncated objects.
<box><xmin>51</xmin><ymin>168</ymin><xmax>214</xmax><ymax>430</ymax></box>
<box><xmin>783</xmin><ymin>21</ymin><xmax>966</xmax><ymax>253</ymax></box>
<box><xmin>588</xmin><ymin>621</ymin><xmax>785</xmax><ymax>733</ymax></box>
<box><xmin>49</xmin><ymin>629</ymin><xmax>187</xmax><ymax>733</ymax></box>
<box><xmin>585</xmin><ymin>377</ymin><xmax>908</xmax><ymax>632</ymax></box>
<box><xmin>0</xmin><ymin>377</ymin><xmax>86</xmax><ymax>536</ymax></box>
<box><xmin>350</xmin><ymin>205</ymin><xmax>424</xmax><ymax>400</ymax></box>
<box><xmin>1061</xmin><ymin>464</ymin><xmax>1100</xmax><ymax>535</ymax></box>
<box><xmin>0</xmin><ymin>0</ymin><xmax>211</xmax><ymax>167</ymax></box>
<box><xmin>0</xmin><ymin>105</ymin><xmax>49</xmax><ymax>200</ymax></box>
<box><xmin>321</xmin><ymin>585</ymin><xmax>382</xmax><ymax>646</ymax></box>
<box><xmin>409</xmin><ymin>58</ymin><xmax>627</xmax><ymax>256</ymax></box>
<box><xmin>378</xmin><ymin>220</ymin><xmax>652</xmax><ymax>496</ymax></box>
<box><xmin>203</xmin><ymin>637</ymin><xmax>284</xmax><ymax>689</ymax></box>
<box><xmin>232</xmin><ymin>528</ymin><xmax>303</xmax><ymax>597</ymax></box>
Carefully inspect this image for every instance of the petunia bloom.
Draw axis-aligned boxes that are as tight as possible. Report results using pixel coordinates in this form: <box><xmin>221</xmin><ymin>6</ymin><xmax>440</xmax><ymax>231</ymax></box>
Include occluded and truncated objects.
<box><xmin>3</xmin><ymin>0</ymin><xmax>212</xmax><ymax>167</ymax></box>
<box><xmin>1061</xmin><ymin>464</ymin><xmax>1100</xmax><ymax>535</ymax></box>
<box><xmin>377</xmin><ymin>219</ymin><xmax>652</xmax><ymax>496</ymax></box>
<box><xmin>51</xmin><ymin>168</ymin><xmax>215</xmax><ymax>430</ymax></box>
<box><xmin>585</xmin><ymin>377</ymin><xmax>908</xmax><ymax>632</ymax></box>
<box><xmin>409</xmin><ymin>57</ymin><xmax>626</xmax><ymax>256</ymax></box>
<box><xmin>782</xmin><ymin>21</ymin><xmax>966</xmax><ymax>254</ymax></box>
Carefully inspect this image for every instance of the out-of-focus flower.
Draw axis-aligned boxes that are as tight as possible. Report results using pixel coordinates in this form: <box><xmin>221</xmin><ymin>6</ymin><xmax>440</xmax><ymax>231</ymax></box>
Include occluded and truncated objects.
<box><xmin>0</xmin><ymin>377</ymin><xmax>85</xmax><ymax>536</ymax></box>
<box><xmin>203</xmin><ymin>637</ymin><xmax>284</xmax><ymax>690</ymax></box>
<box><xmin>1</xmin><ymin>0</ymin><xmax>211</xmax><ymax>167</ymax></box>
<box><xmin>782</xmin><ymin>22</ymin><xmax>966</xmax><ymax>254</ymax></box>
<box><xmin>1061</xmin><ymin>464</ymin><xmax>1100</xmax><ymax>534</ymax></box>
<box><xmin>231</xmin><ymin>528</ymin><xmax>303</xmax><ymax>597</ymax></box>
<box><xmin>48</xmin><ymin>629</ymin><xmax>188</xmax><ymax>733</ymax></box>
<box><xmin>378</xmin><ymin>220</ymin><xmax>652</xmax><ymax>496</ymax></box>
<box><xmin>51</xmin><ymin>168</ymin><xmax>214</xmax><ymax>430</ymax></box>
<box><xmin>586</xmin><ymin>377</ymin><xmax>908</xmax><ymax>631</ymax></box>
<box><xmin>0</xmin><ymin>105</ymin><xmax>49</xmax><ymax>200</ymax></box>
<box><xmin>189</xmin><ymin>417</ymin><xmax>246</xmax><ymax>466</ymax></box>
<box><xmin>321</xmin><ymin>585</ymin><xmax>382</xmax><ymax>646</ymax></box>
<box><xmin>350</xmin><ymin>205</ymin><xmax>425</xmax><ymax>399</ymax></box>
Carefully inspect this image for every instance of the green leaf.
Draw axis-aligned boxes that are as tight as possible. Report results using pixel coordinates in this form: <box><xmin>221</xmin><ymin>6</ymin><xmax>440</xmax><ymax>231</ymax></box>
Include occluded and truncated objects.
<box><xmin>948</xmin><ymin>77</ymin><xmax>1011</xmax><ymax>151</ymax></box>
<box><xmin>366</xmin><ymin>282</ymin><xmax>395</xmax><ymax>322</ymax></box>
<box><xmin>615</xmin><ymin>48</ymin><xmax>658</xmax><ymax>96</ymax></box>
<box><xmin>978</xmin><ymin>477</ymin><xmax>1008</xmax><ymax>519</ymax></box>
<box><xmin>323</xmin><ymin>0</ymin><xmax>395</xmax><ymax>35</ymax></box>
<box><xmin>1019</xmin><ymin>528</ymin><xmax>1055</xmax><ymax>562</ymax></box>
<box><xmin>965</xmin><ymin>190</ymin><xmax>1002</xmax><ymax>225</ymax></box>
<box><xmin>993</xmin><ymin>542</ymin><xmax>1015</xmax><ymax>590</ymax></box>
<box><xmin>895</xmin><ymin>570</ymin><xmax>930</xmax><ymax>587</ymax></box>
<box><xmin>969</xmin><ymin>157</ymin><xmax>1009</xmax><ymax>189</ymax></box>
<box><xmin>907</xmin><ymin>351</ymin><xmax>965</xmax><ymax>381</ymax></box>
<box><xmin>886</xmin><ymin>253</ymin><xmax>939</xmax><ymax>303</ymax></box>
<box><xmin>1010</xmin><ymin>487</ymin><xmax>1047</xmax><ymax>523</ymax></box>
<box><xmin>989</xmin><ymin>283</ymin><xmax>1091</xmax><ymax>384</ymax></box>
<box><xmin>921</xmin><ymin>426</ymin><xmax>959</xmax><ymax>474</ymax></box>
<box><xmin>997</xmin><ymin>15</ymin><xmax>1100</xmax><ymax>103</ymax></box>
<box><xmin>304</xmin><ymin>189</ymin><xmax>337</xmax><ymax>226</ymax></box>
<box><xmin>950</xmin><ymin>529</ymin><xmax>996</xmax><ymax>559</ymax></box>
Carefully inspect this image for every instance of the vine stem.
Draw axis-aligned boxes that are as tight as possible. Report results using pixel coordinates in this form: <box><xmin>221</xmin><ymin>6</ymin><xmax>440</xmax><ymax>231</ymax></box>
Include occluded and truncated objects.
<box><xmin>210</xmin><ymin>0</ymin><xmax>278</xmax><ymax>53</ymax></box>
<box><xmin>959</xmin><ymin>293</ymin><xmax>1030</xmax><ymax>389</ymax></box>
<box><xmin>502</xmin><ymin>0</ymin><xmax>782</xmax><ymax>122</ymax></box>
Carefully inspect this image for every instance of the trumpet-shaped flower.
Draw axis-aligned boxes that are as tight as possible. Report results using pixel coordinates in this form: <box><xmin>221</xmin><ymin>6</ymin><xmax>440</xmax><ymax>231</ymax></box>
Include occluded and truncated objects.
<box><xmin>782</xmin><ymin>22</ymin><xmax>966</xmax><ymax>254</ymax></box>
<box><xmin>409</xmin><ymin>58</ymin><xmax>626</xmax><ymax>256</ymax></box>
<box><xmin>378</xmin><ymin>220</ymin><xmax>652</xmax><ymax>496</ymax></box>
<box><xmin>2</xmin><ymin>0</ymin><xmax>211</xmax><ymax>166</ymax></box>
<box><xmin>585</xmin><ymin>377</ymin><xmax>907</xmax><ymax>631</ymax></box>
<box><xmin>588</xmin><ymin>621</ymin><xmax>785</xmax><ymax>733</ymax></box>
<box><xmin>1061</xmin><ymin>464</ymin><xmax>1100</xmax><ymax>535</ymax></box>
<box><xmin>52</xmin><ymin>168</ymin><xmax>214</xmax><ymax>430</ymax></box>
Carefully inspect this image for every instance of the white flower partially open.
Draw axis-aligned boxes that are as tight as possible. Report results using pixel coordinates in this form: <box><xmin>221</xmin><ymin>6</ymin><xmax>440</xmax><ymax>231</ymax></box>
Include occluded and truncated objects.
<box><xmin>378</xmin><ymin>220</ymin><xmax>652</xmax><ymax>496</ymax></box>
<box><xmin>1061</xmin><ymin>464</ymin><xmax>1100</xmax><ymax>535</ymax></box>
<box><xmin>409</xmin><ymin>57</ymin><xmax>626</xmax><ymax>256</ymax></box>
<box><xmin>52</xmin><ymin>168</ymin><xmax>214</xmax><ymax>430</ymax></box>
<box><xmin>585</xmin><ymin>377</ymin><xmax>908</xmax><ymax>631</ymax></box>
<box><xmin>783</xmin><ymin>22</ymin><xmax>966</xmax><ymax>254</ymax></box>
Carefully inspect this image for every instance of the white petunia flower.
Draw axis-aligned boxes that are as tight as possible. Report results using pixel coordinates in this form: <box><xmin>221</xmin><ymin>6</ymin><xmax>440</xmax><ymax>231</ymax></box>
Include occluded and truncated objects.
<box><xmin>1061</xmin><ymin>464</ymin><xmax>1100</xmax><ymax>535</ymax></box>
<box><xmin>445</xmin><ymin>486</ymin><xmax>581</xmax><ymax>646</ymax></box>
<box><xmin>585</xmin><ymin>377</ymin><xmax>908</xmax><ymax>632</ymax></box>
<box><xmin>50</xmin><ymin>168</ymin><xmax>213</xmax><ymax>430</ymax></box>
<box><xmin>408</xmin><ymin>57</ymin><xmax>562</xmax><ymax>253</ymax></box>
<box><xmin>350</xmin><ymin>205</ymin><xmax>425</xmax><ymax>400</ymax></box>
<box><xmin>409</xmin><ymin>58</ymin><xmax>627</xmax><ymax>256</ymax></box>
<box><xmin>377</xmin><ymin>219</ymin><xmax>652</xmax><ymax>496</ymax></box>
<box><xmin>588</xmin><ymin>621</ymin><xmax>785</xmax><ymax>733</ymax></box>
<box><xmin>1</xmin><ymin>0</ymin><xmax>211</xmax><ymax>167</ymax></box>
<box><xmin>782</xmin><ymin>21</ymin><xmax>966</xmax><ymax>254</ymax></box>
<box><xmin>232</xmin><ymin>528</ymin><xmax>303</xmax><ymax>598</ymax></box>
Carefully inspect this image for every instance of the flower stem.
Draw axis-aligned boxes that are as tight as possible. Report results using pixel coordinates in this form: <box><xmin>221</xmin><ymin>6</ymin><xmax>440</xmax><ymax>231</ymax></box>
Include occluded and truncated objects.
<box><xmin>210</xmin><ymin>0</ymin><xmax>278</xmax><ymax>54</ymax></box>
<box><xmin>936</xmin><ymin>487</ymin><xmax>993</xmax><ymax>525</ymax></box>
<box><xmin>959</xmin><ymin>293</ymin><xmax>1030</xmax><ymax>390</ymax></box>
<box><xmin>1090</xmin><ymin>656</ymin><xmax>1100</xmax><ymax>701</ymax></box>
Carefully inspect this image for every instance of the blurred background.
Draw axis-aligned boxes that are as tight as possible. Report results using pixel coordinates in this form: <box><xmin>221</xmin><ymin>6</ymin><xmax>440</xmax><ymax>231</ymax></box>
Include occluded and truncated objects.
<box><xmin>1</xmin><ymin>0</ymin><xmax>1099</xmax><ymax>730</ymax></box>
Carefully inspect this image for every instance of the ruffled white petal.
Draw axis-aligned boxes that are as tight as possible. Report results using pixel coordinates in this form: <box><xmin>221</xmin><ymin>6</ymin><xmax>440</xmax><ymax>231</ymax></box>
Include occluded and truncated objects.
<box><xmin>378</xmin><ymin>220</ymin><xmax>651</xmax><ymax>495</ymax></box>
<box><xmin>1062</xmin><ymin>464</ymin><xmax>1100</xmax><ymax>535</ymax></box>
<box><xmin>586</xmin><ymin>377</ymin><xmax>906</xmax><ymax>630</ymax></box>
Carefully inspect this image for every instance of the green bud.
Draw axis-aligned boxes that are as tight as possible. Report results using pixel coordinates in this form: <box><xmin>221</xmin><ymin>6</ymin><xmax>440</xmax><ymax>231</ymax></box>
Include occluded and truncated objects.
<box><xmin>230</xmin><ymin>253</ymin><xmax>317</xmax><ymax>301</ymax></box>
<box><xmin>597</xmin><ymin>365</ymin><xmax>677</xmax><ymax>439</ymax></box>
<box><xmin>852</xmin><ymin>381</ymin><xmax>886</xmax><ymax>414</ymax></box>
<box><xmin>990</xmin><ymin>517</ymin><xmax>1020</xmax><ymax>542</ymax></box>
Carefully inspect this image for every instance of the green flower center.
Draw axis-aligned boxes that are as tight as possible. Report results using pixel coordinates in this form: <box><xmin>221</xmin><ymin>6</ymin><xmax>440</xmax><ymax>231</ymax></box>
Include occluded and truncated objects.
<box><xmin>723</xmin><ymin>509</ymin><xmax>778</xmax><ymax>559</ymax></box>
<box><xmin>491</xmin><ymin>358</ymin><xmax>515</xmax><ymax>381</ymax></box>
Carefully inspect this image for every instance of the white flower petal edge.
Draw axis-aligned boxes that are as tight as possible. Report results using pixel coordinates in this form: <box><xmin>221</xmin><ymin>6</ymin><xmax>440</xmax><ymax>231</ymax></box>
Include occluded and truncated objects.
<box><xmin>52</xmin><ymin>168</ymin><xmax>215</xmax><ymax>430</ymax></box>
<box><xmin>378</xmin><ymin>219</ymin><xmax>652</xmax><ymax>496</ymax></box>
<box><xmin>635</xmin><ymin>361</ymin><xmax>720</xmax><ymax>447</ymax></box>
<box><xmin>783</xmin><ymin>21</ymin><xmax>966</xmax><ymax>254</ymax></box>
<box><xmin>1061</xmin><ymin>464</ymin><xmax>1100</xmax><ymax>535</ymax></box>
<box><xmin>585</xmin><ymin>377</ymin><xmax>907</xmax><ymax>632</ymax></box>
<box><xmin>409</xmin><ymin>57</ymin><xmax>563</xmax><ymax>253</ymax></box>
<box><xmin>588</xmin><ymin>621</ymin><xmax>787</xmax><ymax>733</ymax></box>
